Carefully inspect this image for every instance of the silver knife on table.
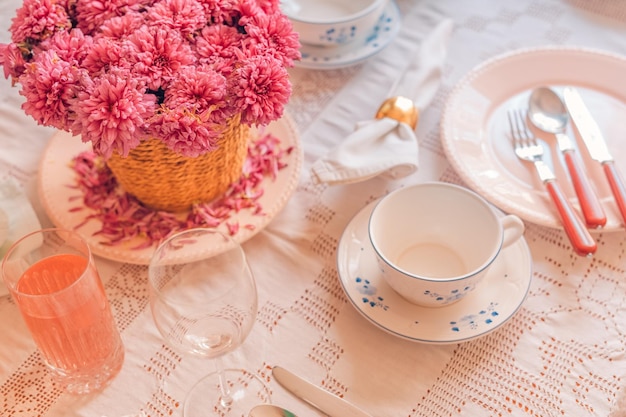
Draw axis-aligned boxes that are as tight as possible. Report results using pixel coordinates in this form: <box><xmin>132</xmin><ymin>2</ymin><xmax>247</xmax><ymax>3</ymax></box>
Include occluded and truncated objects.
<box><xmin>272</xmin><ymin>366</ymin><xmax>373</xmax><ymax>417</ymax></box>
<box><xmin>563</xmin><ymin>87</ymin><xmax>626</xmax><ymax>226</ymax></box>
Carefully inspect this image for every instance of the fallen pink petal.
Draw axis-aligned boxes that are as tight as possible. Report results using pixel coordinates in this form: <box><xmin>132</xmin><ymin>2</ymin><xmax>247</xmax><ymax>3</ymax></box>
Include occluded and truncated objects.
<box><xmin>69</xmin><ymin>132</ymin><xmax>289</xmax><ymax>248</ymax></box>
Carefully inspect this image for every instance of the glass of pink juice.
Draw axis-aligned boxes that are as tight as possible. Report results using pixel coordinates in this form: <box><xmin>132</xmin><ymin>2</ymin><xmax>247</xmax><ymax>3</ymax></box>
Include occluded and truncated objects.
<box><xmin>1</xmin><ymin>228</ymin><xmax>124</xmax><ymax>394</ymax></box>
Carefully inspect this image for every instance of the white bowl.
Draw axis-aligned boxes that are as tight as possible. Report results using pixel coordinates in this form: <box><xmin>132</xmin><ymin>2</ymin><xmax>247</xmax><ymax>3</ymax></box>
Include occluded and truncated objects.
<box><xmin>281</xmin><ymin>0</ymin><xmax>389</xmax><ymax>47</ymax></box>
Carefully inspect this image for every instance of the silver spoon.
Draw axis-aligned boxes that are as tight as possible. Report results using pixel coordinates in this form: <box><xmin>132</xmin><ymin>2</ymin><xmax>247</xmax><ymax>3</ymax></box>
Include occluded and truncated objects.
<box><xmin>528</xmin><ymin>86</ymin><xmax>606</xmax><ymax>228</ymax></box>
<box><xmin>249</xmin><ymin>405</ymin><xmax>298</xmax><ymax>417</ymax></box>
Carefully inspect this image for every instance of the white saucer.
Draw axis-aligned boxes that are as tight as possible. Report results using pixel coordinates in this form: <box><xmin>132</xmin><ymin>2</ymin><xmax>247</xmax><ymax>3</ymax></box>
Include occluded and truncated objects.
<box><xmin>336</xmin><ymin>200</ymin><xmax>532</xmax><ymax>344</ymax></box>
<box><xmin>38</xmin><ymin>114</ymin><xmax>302</xmax><ymax>265</ymax></box>
<box><xmin>296</xmin><ymin>1</ymin><xmax>400</xmax><ymax>70</ymax></box>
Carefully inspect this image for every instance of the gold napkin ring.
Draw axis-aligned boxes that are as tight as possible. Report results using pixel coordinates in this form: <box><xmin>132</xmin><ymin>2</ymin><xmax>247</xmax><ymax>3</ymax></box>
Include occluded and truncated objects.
<box><xmin>375</xmin><ymin>96</ymin><xmax>419</xmax><ymax>130</ymax></box>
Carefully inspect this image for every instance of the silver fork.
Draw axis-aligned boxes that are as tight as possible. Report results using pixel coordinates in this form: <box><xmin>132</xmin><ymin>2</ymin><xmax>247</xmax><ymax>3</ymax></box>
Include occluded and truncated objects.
<box><xmin>507</xmin><ymin>109</ymin><xmax>596</xmax><ymax>257</ymax></box>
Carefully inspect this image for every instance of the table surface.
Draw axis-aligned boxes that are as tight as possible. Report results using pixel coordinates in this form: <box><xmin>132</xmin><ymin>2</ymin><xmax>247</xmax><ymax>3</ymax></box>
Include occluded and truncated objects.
<box><xmin>2</xmin><ymin>0</ymin><xmax>626</xmax><ymax>416</ymax></box>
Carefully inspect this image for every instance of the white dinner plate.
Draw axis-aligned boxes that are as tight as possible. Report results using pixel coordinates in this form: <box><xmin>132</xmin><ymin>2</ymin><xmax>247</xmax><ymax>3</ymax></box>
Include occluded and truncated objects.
<box><xmin>336</xmin><ymin>200</ymin><xmax>532</xmax><ymax>344</ymax></box>
<box><xmin>296</xmin><ymin>0</ymin><xmax>400</xmax><ymax>70</ymax></box>
<box><xmin>441</xmin><ymin>46</ymin><xmax>626</xmax><ymax>231</ymax></box>
<box><xmin>38</xmin><ymin>114</ymin><xmax>302</xmax><ymax>265</ymax></box>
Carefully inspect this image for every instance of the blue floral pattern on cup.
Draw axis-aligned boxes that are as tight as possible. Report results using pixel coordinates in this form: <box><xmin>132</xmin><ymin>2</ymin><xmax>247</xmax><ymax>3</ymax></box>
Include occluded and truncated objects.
<box><xmin>320</xmin><ymin>26</ymin><xmax>357</xmax><ymax>44</ymax></box>
<box><xmin>423</xmin><ymin>284</ymin><xmax>476</xmax><ymax>305</ymax></box>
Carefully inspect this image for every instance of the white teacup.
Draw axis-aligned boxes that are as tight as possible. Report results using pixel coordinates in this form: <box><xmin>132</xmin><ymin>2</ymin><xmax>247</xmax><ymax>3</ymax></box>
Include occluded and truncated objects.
<box><xmin>368</xmin><ymin>182</ymin><xmax>525</xmax><ymax>308</ymax></box>
<box><xmin>281</xmin><ymin>0</ymin><xmax>388</xmax><ymax>47</ymax></box>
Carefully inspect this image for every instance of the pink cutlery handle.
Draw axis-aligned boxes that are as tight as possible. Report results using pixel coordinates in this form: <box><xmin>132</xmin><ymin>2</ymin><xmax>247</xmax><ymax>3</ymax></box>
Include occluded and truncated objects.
<box><xmin>545</xmin><ymin>180</ymin><xmax>597</xmax><ymax>256</ymax></box>
<box><xmin>603</xmin><ymin>161</ymin><xmax>626</xmax><ymax>227</ymax></box>
<box><xmin>562</xmin><ymin>150</ymin><xmax>607</xmax><ymax>228</ymax></box>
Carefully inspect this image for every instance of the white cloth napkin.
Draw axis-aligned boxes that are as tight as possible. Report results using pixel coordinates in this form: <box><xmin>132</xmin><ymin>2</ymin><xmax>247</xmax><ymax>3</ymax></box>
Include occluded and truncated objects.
<box><xmin>0</xmin><ymin>177</ymin><xmax>42</xmax><ymax>296</ymax></box>
<box><xmin>311</xmin><ymin>18</ymin><xmax>454</xmax><ymax>185</ymax></box>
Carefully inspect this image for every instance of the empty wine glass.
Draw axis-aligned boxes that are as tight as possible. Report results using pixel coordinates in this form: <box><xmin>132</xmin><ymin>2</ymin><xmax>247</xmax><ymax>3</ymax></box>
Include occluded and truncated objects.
<box><xmin>148</xmin><ymin>228</ymin><xmax>269</xmax><ymax>417</ymax></box>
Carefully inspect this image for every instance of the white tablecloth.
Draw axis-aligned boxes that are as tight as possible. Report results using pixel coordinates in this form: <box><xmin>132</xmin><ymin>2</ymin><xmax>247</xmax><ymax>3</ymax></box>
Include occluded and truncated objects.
<box><xmin>3</xmin><ymin>0</ymin><xmax>626</xmax><ymax>416</ymax></box>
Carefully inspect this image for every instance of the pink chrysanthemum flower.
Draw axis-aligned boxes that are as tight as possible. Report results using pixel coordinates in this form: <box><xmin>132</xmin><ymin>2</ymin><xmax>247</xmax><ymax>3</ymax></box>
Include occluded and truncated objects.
<box><xmin>198</xmin><ymin>0</ymin><xmax>238</xmax><ymax>23</ymax></box>
<box><xmin>128</xmin><ymin>25</ymin><xmax>195</xmax><ymax>91</ymax></box>
<box><xmin>242</xmin><ymin>13</ymin><xmax>300</xmax><ymax>67</ymax></box>
<box><xmin>235</xmin><ymin>0</ymin><xmax>281</xmax><ymax>18</ymax></box>
<box><xmin>230</xmin><ymin>55</ymin><xmax>291</xmax><ymax>126</ymax></box>
<box><xmin>196</xmin><ymin>24</ymin><xmax>244</xmax><ymax>64</ymax></box>
<box><xmin>147</xmin><ymin>0</ymin><xmax>207</xmax><ymax>39</ymax></box>
<box><xmin>99</xmin><ymin>12</ymin><xmax>145</xmax><ymax>38</ymax></box>
<box><xmin>82</xmin><ymin>36</ymin><xmax>133</xmax><ymax>75</ymax></box>
<box><xmin>75</xmin><ymin>0</ymin><xmax>145</xmax><ymax>34</ymax></box>
<box><xmin>151</xmin><ymin>107</ymin><xmax>221</xmax><ymax>157</ymax></box>
<box><xmin>19</xmin><ymin>49</ymin><xmax>79</xmax><ymax>131</ymax></box>
<box><xmin>255</xmin><ymin>0</ymin><xmax>280</xmax><ymax>14</ymax></box>
<box><xmin>9</xmin><ymin>0</ymin><xmax>70</xmax><ymax>43</ymax></box>
<box><xmin>0</xmin><ymin>43</ymin><xmax>28</xmax><ymax>79</ymax></box>
<box><xmin>38</xmin><ymin>28</ymin><xmax>93</xmax><ymax>66</ymax></box>
<box><xmin>72</xmin><ymin>70</ymin><xmax>157</xmax><ymax>158</ymax></box>
<box><xmin>165</xmin><ymin>65</ymin><xmax>227</xmax><ymax>111</ymax></box>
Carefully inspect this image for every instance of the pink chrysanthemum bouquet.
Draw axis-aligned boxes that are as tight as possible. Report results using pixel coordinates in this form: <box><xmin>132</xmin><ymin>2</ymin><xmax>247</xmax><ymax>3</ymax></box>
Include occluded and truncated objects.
<box><xmin>0</xmin><ymin>0</ymin><xmax>300</xmax><ymax>159</ymax></box>
<box><xmin>0</xmin><ymin>0</ymin><xmax>301</xmax><ymax>212</ymax></box>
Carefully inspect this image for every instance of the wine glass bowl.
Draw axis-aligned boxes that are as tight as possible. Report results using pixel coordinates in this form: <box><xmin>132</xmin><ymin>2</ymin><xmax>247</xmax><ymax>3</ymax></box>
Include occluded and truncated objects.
<box><xmin>148</xmin><ymin>228</ymin><xmax>267</xmax><ymax>416</ymax></box>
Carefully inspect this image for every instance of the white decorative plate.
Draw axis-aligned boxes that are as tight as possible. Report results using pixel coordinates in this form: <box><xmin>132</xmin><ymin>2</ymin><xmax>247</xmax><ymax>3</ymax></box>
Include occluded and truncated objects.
<box><xmin>441</xmin><ymin>46</ymin><xmax>626</xmax><ymax>231</ymax></box>
<box><xmin>296</xmin><ymin>1</ymin><xmax>400</xmax><ymax>70</ymax></box>
<box><xmin>337</xmin><ymin>200</ymin><xmax>532</xmax><ymax>344</ymax></box>
<box><xmin>38</xmin><ymin>114</ymin><xmax>302</xmax><ymax>265</ymax></box>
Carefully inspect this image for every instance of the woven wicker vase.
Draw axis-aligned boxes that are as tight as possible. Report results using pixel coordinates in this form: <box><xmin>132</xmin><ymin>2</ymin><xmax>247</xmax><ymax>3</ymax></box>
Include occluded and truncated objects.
<box><xmin>106</xmin><ymin>116</ymin><xmax>250</xmax><ymax>212</ymax></box>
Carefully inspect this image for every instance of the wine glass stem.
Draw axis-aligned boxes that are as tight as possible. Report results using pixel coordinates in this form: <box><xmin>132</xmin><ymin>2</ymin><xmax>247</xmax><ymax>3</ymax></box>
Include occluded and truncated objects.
<box><xmin>216</xmin><ymin>357</ymin><xmax>234</xmax><ymax>408</ymax></box>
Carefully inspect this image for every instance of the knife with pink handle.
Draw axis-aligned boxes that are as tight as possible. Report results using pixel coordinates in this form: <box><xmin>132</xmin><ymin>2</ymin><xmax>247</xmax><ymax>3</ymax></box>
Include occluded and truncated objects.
<box><xmin>529</xmin><ymin>87</ymin><xmax>606</xmax><ymax>228</ymax></box>
<box><xmin>563</xmin><ymin>87</ymin><xmax>626</xmax><ymax>227</ymax></box>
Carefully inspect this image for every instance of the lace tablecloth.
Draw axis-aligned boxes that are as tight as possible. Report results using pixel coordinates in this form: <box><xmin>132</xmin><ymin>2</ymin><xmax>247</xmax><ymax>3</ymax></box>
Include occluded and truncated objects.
<box><xmin>2</xmin><ymin>0</ymin><xmax>626</xmax><ymax>416</ymax></box>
